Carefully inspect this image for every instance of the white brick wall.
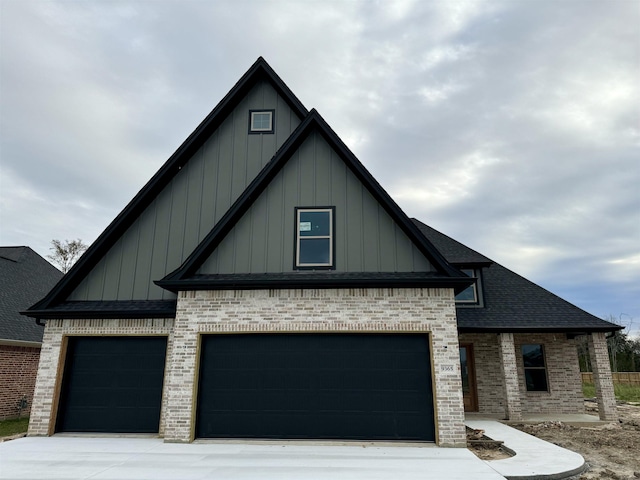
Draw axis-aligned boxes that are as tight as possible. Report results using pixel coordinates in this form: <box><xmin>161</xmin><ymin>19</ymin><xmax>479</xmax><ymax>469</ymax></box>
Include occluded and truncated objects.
<box><xmin>29</xmin><ymin>288</ymin><xmax>466</xmax><ymax>447</ymax></box>
<box><xmin>28</xmin><ymin>318</ymin><xmax>174</xmax><ymax>437</ymax></box>
<box><xmin>164</xmin><ymin>288</ymin><xmax>466</xmax><ymax>446</ymax></box>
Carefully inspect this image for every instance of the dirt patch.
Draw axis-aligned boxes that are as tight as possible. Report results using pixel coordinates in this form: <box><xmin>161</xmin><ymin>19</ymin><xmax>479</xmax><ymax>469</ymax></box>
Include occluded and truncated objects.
<box><xmin>511</xmin><ymin>400</ymin><xmax>640</xmax><ymax>479</ymax></box>
<box><xmin>466</xmin><ymin>427</ymin><xmax>513</xmax><ymax>461</ymax></box>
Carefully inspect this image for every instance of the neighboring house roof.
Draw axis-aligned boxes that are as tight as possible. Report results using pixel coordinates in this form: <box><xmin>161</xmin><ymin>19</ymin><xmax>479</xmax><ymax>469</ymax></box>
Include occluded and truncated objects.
<box><xmin>412</xmin><ymin>220</ymin><xmax>621</xmax><ymax>334</ymax></box>
<box><xmin>0</xmin><ymin>247</ymin><xmax>62</xmax><ymax>342</ymax></box>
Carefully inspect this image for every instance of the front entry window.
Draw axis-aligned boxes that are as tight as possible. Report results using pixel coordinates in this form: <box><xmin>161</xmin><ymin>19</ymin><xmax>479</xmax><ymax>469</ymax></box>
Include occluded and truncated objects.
<box><xmin>522</xmin><ymin>344</ymin><xmax>549</xmax><ymax>391</ymax></box>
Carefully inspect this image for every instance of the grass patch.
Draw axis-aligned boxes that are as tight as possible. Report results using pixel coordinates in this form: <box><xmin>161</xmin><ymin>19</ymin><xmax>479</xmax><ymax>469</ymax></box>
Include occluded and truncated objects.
<box><xmin>0</xmin><ymin>417</ymin><xmax>29</xmax><ymax>438</ymax></box>
<box><xmin>583</xmin><ymin>382</ymin><xmax>640</xmax><ymax>402</ymax></box>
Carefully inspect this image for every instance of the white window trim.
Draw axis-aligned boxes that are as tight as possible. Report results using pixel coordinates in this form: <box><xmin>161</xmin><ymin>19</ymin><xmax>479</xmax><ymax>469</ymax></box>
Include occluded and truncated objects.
<box><xmin>295</xmin><ymin>208</ymin><xmax>333</xmax><ymax>268</ymax></box>
<box><xmin>250</xmin><ymin>110</ymin><xmax>273</xmax><ymax>132</ymax></box>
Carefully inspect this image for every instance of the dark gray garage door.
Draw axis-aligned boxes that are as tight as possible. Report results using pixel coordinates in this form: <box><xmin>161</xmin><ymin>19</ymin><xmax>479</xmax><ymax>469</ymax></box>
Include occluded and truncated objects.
<box><xmin>56</xmin><ymin>336</ymin><xmax>167</xmax><ymax>433</ymax></box>
<box><xmin>196</xmin><ymin>333</ymin><xmax>434</xmax><ymax>441</ymax></box>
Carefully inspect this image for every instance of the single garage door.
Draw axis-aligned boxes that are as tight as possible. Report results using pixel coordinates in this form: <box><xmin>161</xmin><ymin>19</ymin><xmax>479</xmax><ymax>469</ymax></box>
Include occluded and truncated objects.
<box><xmin>196</xmin><ymin>333</ymin><xmax>434</xmax><ymax>441</ymax></box>
<box><xmin>56</xmin><ymin>336</ymin><xmax>167</xmax><ymax>433</ymax></box>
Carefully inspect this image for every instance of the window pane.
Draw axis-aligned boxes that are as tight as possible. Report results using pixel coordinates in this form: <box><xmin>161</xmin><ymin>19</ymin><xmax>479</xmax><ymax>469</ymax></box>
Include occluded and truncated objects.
<box><xmin>252</xmin><ymin>112</ymin><xmax>272</xmax><ymax>130</ymax></box>
<box><xmin>455</xmin><ymin>285</ymin><xmax>476</xmax><ymax>302</ymax></box>
<box><xmin>299</xmin><ymin>238</ymin><xmax>330</xmax><ymax>264</ymax></box>
<box><xmin>524</xmin><ymin>369</ymin><xmax>548</xmax><ymax>391</ymax></box>
<box><xmin>522</xmin><ymin>345</ymin><xmax>545</xmax><ymax>368</ymax></box>
<box><xmin>299</xmin><ymin>211</ymin><xmax>330</xmax><ymax>237</ymax></box>
<box><xmin>455</xmin><ymin>269</ymin><xmax>477</xmax><ymax>303</ymax></box>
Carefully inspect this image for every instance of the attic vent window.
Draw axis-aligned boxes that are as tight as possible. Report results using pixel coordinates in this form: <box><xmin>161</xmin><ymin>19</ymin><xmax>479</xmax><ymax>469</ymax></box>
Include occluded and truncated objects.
<box><xmin>295</xmin><ymin>207</ymin><xmax>335</xmax><ymax>269</ymax></box>
<box><xmin>455</xmin><ymin>268</ymin><xmax>480</xmax><ymax>305</ymax></box>
<box><xmin>249</xmin><ymin>110</ymin><xmax>274</xmax><ymax>133</ymax></box>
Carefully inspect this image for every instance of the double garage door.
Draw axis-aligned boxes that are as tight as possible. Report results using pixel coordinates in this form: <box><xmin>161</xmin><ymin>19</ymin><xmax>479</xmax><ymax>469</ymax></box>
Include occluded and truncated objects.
<box><xmin>57</xmin><ymin>334</ymin><xmax>434</xmax><ymax>441</ymax></box>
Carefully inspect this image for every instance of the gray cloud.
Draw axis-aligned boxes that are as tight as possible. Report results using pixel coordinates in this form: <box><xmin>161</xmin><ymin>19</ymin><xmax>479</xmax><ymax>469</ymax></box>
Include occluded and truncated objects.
<box><xmin>1</xmin><ymin>0</ymin><xmax>638</xmax><ymax>333</ymax></box>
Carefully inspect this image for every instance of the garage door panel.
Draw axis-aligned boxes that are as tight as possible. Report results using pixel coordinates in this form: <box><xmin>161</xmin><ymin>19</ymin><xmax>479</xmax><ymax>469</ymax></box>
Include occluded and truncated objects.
<box><xmin>196</xmin><ymin>334</ymin><xmax>434</xmax><ymax>441</ymax></box>
<box><xmin>56</xmin><ymin>336</ymin><xmax>167</xmax><ymax>434</ymax></box>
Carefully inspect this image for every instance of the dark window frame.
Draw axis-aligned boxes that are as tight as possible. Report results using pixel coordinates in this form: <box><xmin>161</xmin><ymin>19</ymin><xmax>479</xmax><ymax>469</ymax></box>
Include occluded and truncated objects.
<box><xmin>294</xmin><ymin>207</ymin><xmax>336</xmax><ymax>270</ymax></box>
<box><xmin>455</xmin><ymin>267</ymin><xmax>483</xmax><ymax>306</ymax></box>
<box><xmin>522</xmin><ymin>344</ymin><xmax>549</xmax><ymax>392</ymax></box>
<box><xmin>248</xmin><ymin>109</ymin><xmax>275</xmax><ymax>134</ymax></box>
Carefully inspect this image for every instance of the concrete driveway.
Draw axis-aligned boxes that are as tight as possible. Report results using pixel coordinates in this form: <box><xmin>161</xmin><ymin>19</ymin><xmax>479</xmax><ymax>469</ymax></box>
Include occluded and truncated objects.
<box><xmin>0</xmin><ymin>436</ymin><xmax>505</xmax><ymax>480</ymax></box>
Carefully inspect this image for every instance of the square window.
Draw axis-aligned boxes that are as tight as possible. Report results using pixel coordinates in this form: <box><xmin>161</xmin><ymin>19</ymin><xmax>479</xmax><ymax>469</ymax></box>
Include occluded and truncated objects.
<box><xmin>522</xmin><ymin>344</ymin><xmax>549</xmax><ymax>391</ymax></box>
<box><xmin>249</xmin><ymin>110</ymin><xmax>274</xmax><ymax>133</ymax></box>
<box><xmin>295</xmin><ymin>208</ymin><xmax>334</xmax><ymax>268</ymax></box>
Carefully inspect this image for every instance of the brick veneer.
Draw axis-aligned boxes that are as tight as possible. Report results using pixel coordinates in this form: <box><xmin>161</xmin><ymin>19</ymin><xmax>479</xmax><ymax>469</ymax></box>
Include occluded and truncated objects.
<box><xmin>28</xmin><ymin>318</ymin><xmax>174</xmax><ymax>437</ymax></box>
<box><xmin>588</xmin><ymin>332</ymin><xmax>617</xmax><ymax>420</ymax></box>
<box><xmin>0</xmin><ymin>344</ymin><xmax>41</xmax><ymax>420</ymax></box>
<box><xmin>163</xmin><ymin>288</ymin><xmax>466</xmax><ymax>447</ymax></box>
<box><xmin>459</xmin><ymin>333</ymin><xmax>585</xmax><ymax>417</ymax></box>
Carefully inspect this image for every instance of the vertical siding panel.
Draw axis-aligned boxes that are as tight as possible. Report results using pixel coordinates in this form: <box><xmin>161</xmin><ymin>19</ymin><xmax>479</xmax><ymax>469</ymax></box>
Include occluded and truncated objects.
<box><xmin>69</xmin><ymin>277</ymin><xmax>88</xmax><ymax>301</ymax></box>
<box><xmin>199</xmin><ymin>133</ymin><xmax>219</xmax><ymax>242</ymax></box>
<box><xmin>281</xmin><ymin>152</ymin><xmax>299</xmax><ymax>270</ymax></box>
<box><xmin>85</xmin><ymin>257</ymin><xmax>107</xmax><ymax>299</ymax></box>
<box><xmin>148</xmin><ymin>184</ymin><xmax>172</xmax><ymax>300</ymax></box>
<box><xmin>394</xmin><ymin>224</ymin><xmax>414</xmax><ymax>272</ymax></box>
<box><xmin>132</xmin><ymin>202</ymin><xmax>157</xmax><ymax>299</ymax></box>
<box><xmin>232</xmin><ymin>215</ymin><xmax>252</xmax><ymax>274</ymax></box>
<box><xmin>231</xmin><ymin>102</ymin><xmax>249</xmax><ymax>202</ymax></box>
<box><xmin>165</xmin><ymin>169</ymin><xmax>189</xmax><ymax>274</ymax></box>
<box><xmin>216</xmin><ymin>117</ymin><xmax>235</xmax><ymax>223</ymax></box>
<box><xmin>377</xmin><ymin>205</ymin><xmax>397</xmax><ymax>271</ymax></box>
<box><xmin>249</xmin><ymin>194</ymin><xmax>268</xmax><ymax>273</ymax></box>
<box><xmin>412</xmin><ymin>245</ymin><xmax>433</xmax><ymax>271</ymax></box>
<box><xmin>260</xmin><ymin>82</ymin><xmax>278</xmax><ymax>167</ymax></box>
<box><xmin>101</xmin><ymin>238</ymin><xmax>123</xmax><ymax>300</ymax></box>
<box><xmin>361</xmin><ymin>189</ymin><xmax>380</xmax><ymax>272</ymax></box>
<box><xmin>216</xmin><ymin>230</ymin><xmax>236</xmax><ymax>274</ymax></box>
<box><xmin>266</xmin><ymin>174</ymin><xmax>285</xmax><ymax>272</ymax></box>
<box><xmin>116</xmin><ymin>219</ymin><xmax>140</xmax><ymax>300</ymax></box>
<box><xmin>330</xmin><ymin>153</ymin><xmax>347</xmax><ymax>270</ymax></box>
<box><xmin>183</xmin><ymin>150</ymin><xmax>205</xmax><ymax>256</ymax></box>
<box><xmin>345</xmin><ymin>174</ymin><xmax>364</xmax><ymax>272</ymax></box>
<box><xmin>297</xmin><ymin>135</ymin><xmax>315</xmax><ymax>206</ymax></box>
<box><xmin>314</xmin><ymin>135</ymin><xmax>331</xmax><ymax>205</ymax></box>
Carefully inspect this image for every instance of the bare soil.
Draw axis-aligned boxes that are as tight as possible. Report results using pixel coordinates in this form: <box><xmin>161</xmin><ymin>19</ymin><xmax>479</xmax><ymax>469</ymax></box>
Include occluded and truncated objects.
<box><xmin>511</xmin><ymin>400</ymin><xmax>640</xmax><ymax>479</ymax></box>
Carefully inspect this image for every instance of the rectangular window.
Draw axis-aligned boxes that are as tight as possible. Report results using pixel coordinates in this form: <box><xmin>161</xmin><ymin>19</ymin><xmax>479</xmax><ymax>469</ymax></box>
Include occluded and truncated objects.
<box><xmin>455</xmin><ymin>268</ymin><xmax>479</xmax><ymax>304</ymax></box>
<box><xmin>522</xmin><ymin>344</ymin><xmax>548</xmax><ymax>391</ymax></box>
<box><xmin>295</xmin><ymin>208</ymin><xmax>334</xmax><ymax>268</ymax></box>
<box><xmin>249</xmin><ymin>110</ymin><xmax>274</xmax><ymax>133</ymax></box>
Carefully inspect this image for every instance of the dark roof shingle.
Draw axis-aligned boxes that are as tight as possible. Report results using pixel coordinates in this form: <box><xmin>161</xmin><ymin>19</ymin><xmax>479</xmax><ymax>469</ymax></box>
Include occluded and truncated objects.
<box><xmin>0</xmin><ymin>247</ymin><xmax>63</xmax><ymax>342</ymax></box>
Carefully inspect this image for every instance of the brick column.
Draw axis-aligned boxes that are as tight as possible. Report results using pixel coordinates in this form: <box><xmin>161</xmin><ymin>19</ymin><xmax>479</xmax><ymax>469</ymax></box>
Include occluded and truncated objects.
<box><xmin>588</xmin><ymin>332</ymin><xmax>617</xmax><ymax>421</ymax></box>
<box><xmin>163</xmin><ymin>294</ymin><xmax>199</xmax><ymax>443</ymax></box>
<box><xmin>498</xmin><ymin>333</ymin><xmax>522</xmax><ymax>420</ymax></box>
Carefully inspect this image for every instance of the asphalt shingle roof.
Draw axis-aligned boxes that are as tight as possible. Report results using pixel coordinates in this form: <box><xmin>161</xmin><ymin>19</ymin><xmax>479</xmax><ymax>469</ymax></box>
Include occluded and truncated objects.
<box><xmin>412</xmin><ymin>220</ymin><xmax>621</xmax><ymax>333</ymax></box>
<box><xmin>0</xmin><ymin>247</ymin><xmax>63</xmax><ymax>342</ymax></box>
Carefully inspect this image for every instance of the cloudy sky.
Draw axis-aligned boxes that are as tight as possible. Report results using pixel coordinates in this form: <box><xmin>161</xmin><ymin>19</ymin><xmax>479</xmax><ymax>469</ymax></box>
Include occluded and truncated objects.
<box><xmin>1</xmin><ymin>0</ymin><xmax>638</xmax><ymax>334</ymax></box>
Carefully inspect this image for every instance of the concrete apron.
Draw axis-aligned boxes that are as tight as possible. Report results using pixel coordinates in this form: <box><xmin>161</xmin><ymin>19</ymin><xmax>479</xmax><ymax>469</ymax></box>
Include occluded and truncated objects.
<box><xmin>0</xmin><ymin>436</ymin><xmax>506</xmax><ymax>480</ymax></box>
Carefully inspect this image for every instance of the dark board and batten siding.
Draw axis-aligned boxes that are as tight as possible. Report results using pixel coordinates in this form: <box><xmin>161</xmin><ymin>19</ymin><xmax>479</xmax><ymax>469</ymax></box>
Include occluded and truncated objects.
<box><xmin>199</xmin><ymin>131</ymin><xmax>434</xmax><ymax>274</ymax></box>
<box><xmin>68</xmin><ymin>81</ymin><xmax>302</xmax><ymax>301</ymax></box>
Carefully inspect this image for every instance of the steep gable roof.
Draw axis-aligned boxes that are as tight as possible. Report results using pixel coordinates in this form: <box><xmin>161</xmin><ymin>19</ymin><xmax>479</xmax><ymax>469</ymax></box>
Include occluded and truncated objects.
<box><xmin>1</xmin><ymin>247</ymin><xmax>62</xmax><ymax>341</ymax></box>
<box><xmin>24</xmin><ymin>58</ymin><xmax>308</xmax><ymax>318</ymax></box>
<box><xmin>415</xmin><ymin>223</ymin><xmax>621</xmax><ymax>333</ymax></box>
<box><xmin>157</xmin><ymin>110</ymin><xmax>469</xmax><ymax>292</ymax></box>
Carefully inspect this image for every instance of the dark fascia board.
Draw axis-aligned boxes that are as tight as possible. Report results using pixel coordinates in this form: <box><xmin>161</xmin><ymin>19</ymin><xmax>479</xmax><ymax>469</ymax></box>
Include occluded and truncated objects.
<box><xmin>158</xmin><ymin>109</ymin><xmax>467</xmax><ymax>286</ymax></box>
<box><xmin>158</xmin><ymin>274</ymin><xmax>472</xmax><ymax>293</ymax></box>
<box><xmin>458</xmin><ymin>325</ymin><xmax>624</xmax><ymax>334</ymax></box>
<box><xmin>24</xmin><ymin>57</ymin><xmax>308</xmax><ymax>316</ymax></box>
<box><xmin>22</xmin><ymin>301</ymin><xmax>177</xmax><ymax>320</ymax></box>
